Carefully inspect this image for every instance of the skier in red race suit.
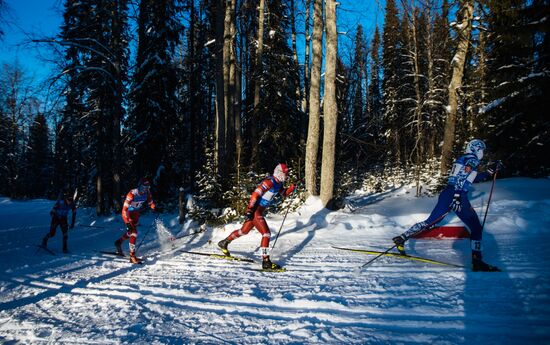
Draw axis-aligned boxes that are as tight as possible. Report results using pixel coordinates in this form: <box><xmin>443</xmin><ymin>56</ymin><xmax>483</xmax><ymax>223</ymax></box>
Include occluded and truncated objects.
<box><xmin>41</xmin><ymin>191</ymin><xmax>77</xmax><ymax>253</ymax></box>
<box><xmin>115</xmin><ymin>178</ymin><xmax>157</xmax><ymax>264</ymax></box>
<box><xmin>218</xmin><ymin>163</ymin><xmax>295</xmax><ymax>270</ymax></box>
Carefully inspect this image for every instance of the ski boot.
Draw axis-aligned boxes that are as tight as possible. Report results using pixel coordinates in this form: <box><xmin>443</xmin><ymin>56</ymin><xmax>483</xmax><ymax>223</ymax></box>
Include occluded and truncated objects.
<box><xmin>218</xmin><ymin>239</ymin><xmax>231</xmax><ymax>256</ymax></box>
<box><xmin>62</xmin><ymin>235</ymin><xmax>68</xmax><ymax>253</ymax></box>
<box><xmin>114</xmin><ymin>239</ymin><xmax>124</xmax><ymax>256</ymax></box>
<box><xmin>472</xmin><ymin>252</ymin><xmax>500</xmax><ymax>272</ymax></box>
<box><xmin>262</xmin><ymin>256</ymin><xmax>282</xmax><ymax>270</ymax></box>
<box><xmin>392</xmin><ymin>235</ymin><xmax>407</xmax><ymax>255</ymax></box>
<box><xmin>41</xmin><ymin>235</ymin><xmax>49</xmax><ymax>248</ymax></box>
<box><xmin>129</xmin><ymin>251</ymin><xmax>143</xmax><ymax>264</ymax></box>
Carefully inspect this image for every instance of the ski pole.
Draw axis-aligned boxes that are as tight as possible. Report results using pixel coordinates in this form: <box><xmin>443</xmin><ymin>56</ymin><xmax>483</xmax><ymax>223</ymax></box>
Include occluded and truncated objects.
<box><xmin>270</xmin><ymin>183</ymin><xmax>300</xmax><ymax>253</ymax></box>
<box><xmin>481</xmin><ymin>170</ymin><xmax>498</xmax><ymax>229</ymax></box>
<box><xmin>360</xmin><ymin>211</ymin><xmax>450</xmax><ymax>270</ymax></box>
<box><xmin>136</xmin><ymin>218</ymin><xmax>158</xmax><ymax>251</ymax></box>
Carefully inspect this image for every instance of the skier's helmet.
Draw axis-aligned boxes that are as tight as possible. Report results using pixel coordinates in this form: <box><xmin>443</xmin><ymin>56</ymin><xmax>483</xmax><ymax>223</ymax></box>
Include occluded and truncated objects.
<box><xmin>273</xmin><ymin>163</ymin><xmax>289</xmax><ymax>182</ymax></box>
<box><xmin>63</xmin><ymin>190</ymin><xmax>73</xmax><ymax>202</ymax></box>
<box><xmin>138</xmin><ymin>178</ymin><xmax>151</xmax><ymax>193</ymax></box>
<box><xmin>465</xmin><ymin>139</ymin><xmax>486</xmax><ymax>160</ymax></box>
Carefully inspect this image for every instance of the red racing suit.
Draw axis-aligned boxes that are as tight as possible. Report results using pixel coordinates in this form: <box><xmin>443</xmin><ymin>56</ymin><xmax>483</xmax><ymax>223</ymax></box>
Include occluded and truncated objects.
<box><xmin>120</xmin><ymin>188</ymin><xmax>156</xmax><ymax>252</ymax></box>
<box><xmin>227</xmin><ymin>176</ymin><xmax>294</xmax><ymax>256</ymax></box>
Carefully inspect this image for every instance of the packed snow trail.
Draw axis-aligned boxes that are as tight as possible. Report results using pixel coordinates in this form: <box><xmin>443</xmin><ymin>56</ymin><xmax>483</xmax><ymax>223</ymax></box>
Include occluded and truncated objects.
<box><xmin>0</xmin><ymin>178</ymin><xmax>549</xmax><ymax>344</ymax></box>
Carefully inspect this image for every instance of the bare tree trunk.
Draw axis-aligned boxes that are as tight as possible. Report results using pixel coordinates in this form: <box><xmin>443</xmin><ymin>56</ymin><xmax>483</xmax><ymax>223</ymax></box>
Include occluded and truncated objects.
<box><xmin>226</xmin><ymin>0</ymin><xmax>236</xmax><ymax>171</ymax></box>
<box><xmin>235</xmin><ymin>26</ymin><xmax>243</xmax><ymax>183</ymax></box>
<box><xmin>215</xmin><ymin>0</ymin><xmax>226</xmax><ymax>174</ymax></box>
<box><xmin>440</xmin><ymin>0</ymin><xmax>474</xmax><ymax>175</ymax></box>
<box><xmin>290</xmin><ymin>0</ymin><xmax>301</xmax><ymax>103</ymax></box>
<box><xmin>302</xmin><ymin>0</ymin><xmax>311</xmax><ymax>114</ymax></box>
<box><xmin>408</xmin><ymin>12</ymin><xmax>424</xmax><ymax>196</ymax></box>
<box><xmin>305</xmin><ymin>0</ymin><xmax>323</xmax><ymax>196</ymax></box>
<box><xmin>251</xmin><ymin>0</ymin><xmax>266</xmax><ymax>168</ymax></box>
<box><xmin>320</xmin><ymin>0</ymin><xmax>337</xmax><ymax>207</ymax></box>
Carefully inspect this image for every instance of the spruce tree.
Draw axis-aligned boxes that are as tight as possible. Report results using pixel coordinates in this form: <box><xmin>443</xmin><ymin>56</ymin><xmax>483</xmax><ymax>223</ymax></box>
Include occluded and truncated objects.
<box><xmin>382</xmin><ymin>0</ymin><xmax>402</xmax><ymax>164</ymax></box>
<box><xmin>481</xmin><ymin>0</ymin><xmax>550</xmax><ymax>175</ymax></box>
<box><xmin>25</xmin><ymin>114</ymin><xmax>52</xmax><ymax>197</ymax></box>
<box><xmin>126</xmin><ymin>0</ymin><xmax>183</xmax><ymax>200</ymax></box>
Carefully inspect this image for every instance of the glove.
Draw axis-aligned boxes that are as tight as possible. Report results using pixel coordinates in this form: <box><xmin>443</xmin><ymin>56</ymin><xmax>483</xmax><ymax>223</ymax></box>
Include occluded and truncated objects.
<box><xmin>487</xmin><ymin>160</ymin><xmax>504</xmax><ymax>175</ymax></box>
<box><xmin>244</xmin><ymin>209</ymin><xmax>254</xmax><ymax>221</ymax></box>
<box><xmin>153</xmin><ymin>206</ymin><xmax>162</xmax><ymax>213</ymax></box>
<box><xmin>125</xmin><ymin>222</ymin><xmax>134</xmax><ymax>232</ymax></box>
<box><xmin>284</xmin><ymin>183</ymin><xmax>295</xmax><ymax>197</ymax></box>
<box><xmin>449</xmin><ymin>193</ymin><xmax>462</xmax><ymax>212</ymax></box>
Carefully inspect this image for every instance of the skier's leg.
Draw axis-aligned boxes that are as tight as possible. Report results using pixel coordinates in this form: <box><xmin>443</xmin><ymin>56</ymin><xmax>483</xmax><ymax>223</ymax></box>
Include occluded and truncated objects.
<box><xmin>456</xmin><ymin>201</ymin><xmax>500</xmax><ymax>271</ymax></box>
<box><xmin>254</xmin><ymin>215</ymin><xmax>271</xmax><ymax>258</ymax></box>
<box><xmin>42</xmin><ymin>217</ymin><xmax>59</xmax><ymax>246</ymax></box>
<box><xmin>402</xmin><ymin>188</ymin><xmax>454</xmax><ymax>239</ymax></box>
<box><xmin>61</xmin><ymin>222</ymin><xmax>69</xmax><ymax>253</ymax></box>
<box><xmin>456</xmin><ymin>200</ymin><xmax>483</xmax><ymax>255</ymax></box>
<box><xmin>226</xmin><ymin>221</ymin><xmax>254</xmax><ymax>241</ymax></box>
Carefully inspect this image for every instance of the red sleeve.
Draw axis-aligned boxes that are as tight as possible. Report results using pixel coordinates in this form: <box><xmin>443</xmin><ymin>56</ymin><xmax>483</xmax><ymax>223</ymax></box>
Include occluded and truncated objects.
<box><xmin>122</xmin><ymin>191</ymin><xmax>134</xmax><ymax>222</ymax></box>
<box><xmin>148</xmin><ymin>191</ymin><xmax>156</xmax><ymax>210</ymax></box>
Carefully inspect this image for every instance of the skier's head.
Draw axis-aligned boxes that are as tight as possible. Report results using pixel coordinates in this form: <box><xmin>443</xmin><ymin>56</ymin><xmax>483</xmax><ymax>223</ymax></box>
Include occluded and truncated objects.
<box><xmin>273</xmin><ymin>163</ymin><xmax>289</xmax><ymax>183</ymax></box>
<box><xmin>138</xmin><ymin>178</ymin><xmax>151</xmax><ymax>194</ymax></box>
<box><xmin>465</xmin><ymin>139</ymin><xmax>486</xmax><ymax>160</ymax></box>
<box><xmin>63</xmin><ymin>190</ymin><xmax>73</xmax><ymax>202</ymax></box>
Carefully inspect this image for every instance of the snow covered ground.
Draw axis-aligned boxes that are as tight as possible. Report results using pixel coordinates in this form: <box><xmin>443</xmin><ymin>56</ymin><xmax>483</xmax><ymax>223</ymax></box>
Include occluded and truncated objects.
<box><xmin>1</xmin><ymin>177</ymin><xmax>549</xmax><ymax>344</ymax></box>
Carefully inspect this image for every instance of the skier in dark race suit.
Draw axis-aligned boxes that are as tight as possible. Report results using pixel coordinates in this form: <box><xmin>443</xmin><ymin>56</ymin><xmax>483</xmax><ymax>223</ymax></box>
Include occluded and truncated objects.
<box><xmin>41</xmin><ymin>191</ymin><xmax>77</xmax><ymax>253</ymax></box>
<box><xmin>218</xmin><ymin>163</ymin><xmax>295</xmax><ymax>270</ymax></box>
<box><xmin>392</xmin><ymin>139</ymin><xmax>503</xmax><ymax>272</ymax></box>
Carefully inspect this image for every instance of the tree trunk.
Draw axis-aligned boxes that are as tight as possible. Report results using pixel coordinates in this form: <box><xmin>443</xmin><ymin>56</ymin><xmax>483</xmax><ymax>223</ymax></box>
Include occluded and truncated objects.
<box><xmin>251</xmin><ymin>0</ymin><xmax>266</xmax><ymax>168</ymax></box>
<box><xmin>320</xmin><ymin>0</ymin><xmax>337</xmax><ymax>207</ymax></box>
<box><xmin>215</xmin><ymin>0</ymin><xmax>226</xmax><ymax>174</ymax></box>
<box><xmin>290</xmin><ymin>0</ymin><xmax>301</xmax><ymax>103</ymax></box>
<box><xmin>235</xmin><ymin>25</ymin><xmax>243</xmax><ymax>183</ymax></box>
<box><xmin>302</xmin><ymin>0</ymin><xmax>311</xmax><ymax>114</ymax></box>
<box><xmin>440</xmin><ymin>0</ymin><xmax>474</xmax><ymax>175</ymax></box>
<box><xmin>305</xmin><ymin>0</ymin><xmax>323</xmax><ymax>196</ymax></box>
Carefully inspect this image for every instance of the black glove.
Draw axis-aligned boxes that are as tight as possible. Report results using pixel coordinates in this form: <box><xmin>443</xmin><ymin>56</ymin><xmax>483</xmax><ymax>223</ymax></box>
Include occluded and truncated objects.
<box><xmin>244</xmin><ymin>209</ymin><xmax>254</xmax><ymax>221</ymax></box>
<box><xmin>449</xmin><ymin>193</ymin><xmax>462</xmax><ymax>212</ymax></box>
<box><xmin>125</xmin><ymin>223</ymin><xmax>134</xmax><ymax>232</ymax></box>
<box><xmin>154</xmin><ymin>206</ymin><xmax>162</xmax><ymax>213</ymax></box>
<box><xmin>487</xmin><ymin>160</ymin><xmax>504</xmax><ymax>175</ymax></box>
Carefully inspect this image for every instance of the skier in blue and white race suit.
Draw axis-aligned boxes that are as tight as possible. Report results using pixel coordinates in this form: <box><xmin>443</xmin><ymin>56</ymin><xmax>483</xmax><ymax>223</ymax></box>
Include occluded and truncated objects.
<box><xmin>392</xmin><ymin>139</ymin><xmax>503</xmax><ymax>272</ymax></box>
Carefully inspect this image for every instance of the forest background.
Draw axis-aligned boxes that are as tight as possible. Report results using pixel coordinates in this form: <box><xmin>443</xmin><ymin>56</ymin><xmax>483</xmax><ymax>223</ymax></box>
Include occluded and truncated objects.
<box><xmin>0</xmin><ymin>0</ymin><xmax>547</xmax><ymax>223</ymax></box>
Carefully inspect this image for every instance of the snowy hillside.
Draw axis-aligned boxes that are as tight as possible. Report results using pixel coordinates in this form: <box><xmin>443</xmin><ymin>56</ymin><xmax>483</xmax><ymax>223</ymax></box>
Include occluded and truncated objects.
<box><xmin>1</xmin><ymin>177</ymin><xmax>549</xmax><ymax>344</ymax></box>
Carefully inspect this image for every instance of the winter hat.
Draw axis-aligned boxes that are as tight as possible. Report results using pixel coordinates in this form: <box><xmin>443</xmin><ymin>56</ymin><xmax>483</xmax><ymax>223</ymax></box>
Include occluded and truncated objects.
<box><xmin>273</xmin><ymin>163</ymin><xmax>289</xmax><ymax>182</ymax></box>
<box><xmin>465</xmin><ymin>139</ymin><xmax>486</xmax><ymax>160</ymax></box>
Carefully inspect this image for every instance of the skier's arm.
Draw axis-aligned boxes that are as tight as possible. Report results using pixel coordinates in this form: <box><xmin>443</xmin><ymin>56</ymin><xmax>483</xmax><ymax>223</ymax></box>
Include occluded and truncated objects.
<box><xmin>70</xmin><ymin>202</ymin><xmax>77</xmax><ymax>228</ymax></box>
<box><xmin>147</xmin><ymin>191</ymin><xmax>156</xmax><ymax>211</ymax></box>
<box><xmin>247</xmin><ymin>179</ymin><xmax>272</xmax><ymax>211</ymax></box>
<box><xmin>122</xmin><ymin>191</ymin><xmax>134</xmax><ymax>223</ymax></box>
<box><xmin>281</xmin><ymin>183</ymin><xmax>295</xmax><ymax>197</ymax></box>
<box><xmin>50</xmin><ymin>201</ymin><xmax>60</xmax><ymax>217</ymax></box>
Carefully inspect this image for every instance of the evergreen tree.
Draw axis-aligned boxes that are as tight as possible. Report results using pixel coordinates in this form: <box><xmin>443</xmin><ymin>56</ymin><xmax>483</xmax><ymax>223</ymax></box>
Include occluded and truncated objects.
<box><xmin>252</xmin><ymin>0</ymin><xmax>302</xmax><ymax>171</ymax></box>
<box><xmin>126</xmin><ymin>0</ymin><xmax>183</xmax><ymax>200</ymax></box>
<box><xmin>382</xmin><ymin>0</ymin><xmax>403</xmax><ymax>164</ymax></box>
<box><xmin>351</xmin><ymin>25</ymin><xmax>367</xmax><ymax>131</ymax></box>
<box><xmin>368</xmin><ymin>26</ymin><xmax>382</xmax><ymax>137</ymax></box>
<box><xmin>25</xmin><ymin>114</ymin><xmax>52</xmax><ymax>197</ymax></box>
<box><xmin>481</xmin><ymin>0</ymin><xmax>550</xmax><ymax>175</ymax></box>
